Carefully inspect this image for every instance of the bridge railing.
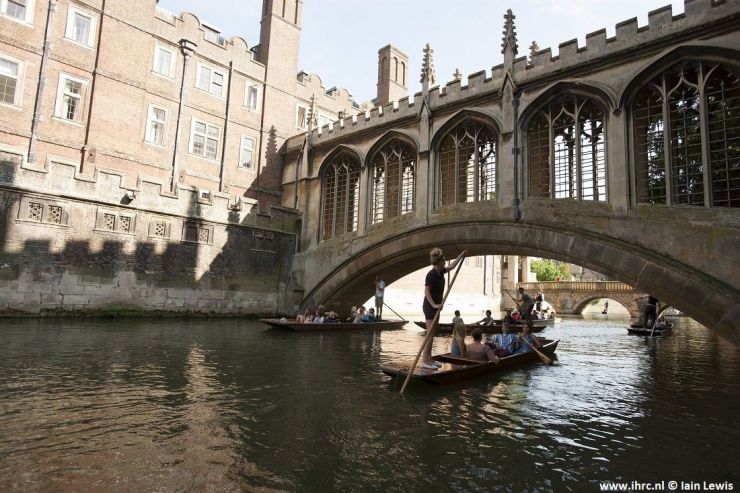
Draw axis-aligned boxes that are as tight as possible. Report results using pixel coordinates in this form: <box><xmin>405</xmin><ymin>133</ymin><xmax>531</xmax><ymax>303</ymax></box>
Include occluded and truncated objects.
<box><xmin>517</xmin><ymin>281</ymin><xmax>635</xmax><ymax>292</ymax></box>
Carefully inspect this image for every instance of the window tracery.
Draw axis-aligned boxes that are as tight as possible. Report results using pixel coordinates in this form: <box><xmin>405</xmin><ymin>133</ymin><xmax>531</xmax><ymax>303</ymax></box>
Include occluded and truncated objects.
<box><xmin>321</xmin><ymin>151</ymin><xmax>361</xmax><ymax>240</ymax></box>
<box><xmin>371</xmin><ymin>140</ymin><xmax>416</xmax><ymax>224</ymax></box>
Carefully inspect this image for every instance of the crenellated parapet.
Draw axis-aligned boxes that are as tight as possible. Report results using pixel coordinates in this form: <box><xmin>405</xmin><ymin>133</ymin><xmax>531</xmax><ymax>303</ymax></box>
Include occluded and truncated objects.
<box><xmin>301</xmin><ymin>0</ymin><xmax>739</xmax><ymax>147</ymax></box>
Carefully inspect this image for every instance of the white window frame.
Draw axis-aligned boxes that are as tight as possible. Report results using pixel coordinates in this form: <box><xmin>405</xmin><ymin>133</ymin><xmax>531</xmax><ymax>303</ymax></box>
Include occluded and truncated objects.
<box><xmin>1</xmin><ymin>0</ymin><xmax>34</xmax><ymax>25</ymax></box>
<box><xmin>0</xmin><ymin>52</ymin><xmax>23</xmax><ymax>107</ymax></box>
<box><xmin>295</xmin><ymin>103</ymin><xmax>307</xmax><ymax>129</ymax></box>
<box><xmin>64</xmin><ymin>4</ymin><xmax>97</xmax><ymax>48</ymax></box>
<box><xmin>239</xmin><ymin>135</ymin><xmax>255</xmax><ymax>169</ymax></box>
<box><xmin>188</xmin><ymin>118</ymin><xmax>221</xmax><ymax>161</ymax></box>
<box><xmin>195</xmin><ymin>63</ymin><xmax>226</xmax><ymax>98</ymax></box>
<box><xmin>54</xmin><ymin>72</ymin><xmax>88</xmax><ymax>123</ymax></box>
<box><xmin>245</xmin><ymin>81</ymin><xmax>260</xmax><ymax>111</ymax></box>
<box><xmin>145</xmin><ymin>103</ymin><xmax>168</xmax><ymax>147</ymax></box>
<box><xmin>152</xmin><ymin>42</ymin><xmax>175</xmax><ymax>79</ymax></box>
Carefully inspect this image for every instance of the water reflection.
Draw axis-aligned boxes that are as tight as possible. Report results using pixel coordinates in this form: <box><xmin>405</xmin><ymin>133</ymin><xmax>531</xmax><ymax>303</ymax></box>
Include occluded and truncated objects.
<box><xmin>0</xmin><ymin>317</ymin><xmax>737</xmax><ymax>491</ymax></box>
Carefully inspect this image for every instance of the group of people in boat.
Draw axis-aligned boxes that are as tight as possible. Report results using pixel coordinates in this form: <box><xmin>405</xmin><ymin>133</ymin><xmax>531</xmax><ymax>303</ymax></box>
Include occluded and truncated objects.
<box><xmin>296</xmin><ymin>305</ymin><xmax>342</xmax><ymax>324</ymax></box>
<box><xmin>420</xmin><ymin>247</ymin><xmax>545</xmax><ymax>371</ymax></box>
<box><xmin>447</xmin><ymin>318</ymin><xmax>543</xmax><ymax>368</ymax></box>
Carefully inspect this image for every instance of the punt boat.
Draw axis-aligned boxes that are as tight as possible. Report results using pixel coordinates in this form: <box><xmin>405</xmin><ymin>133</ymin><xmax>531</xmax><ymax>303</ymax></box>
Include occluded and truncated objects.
<box><xmin>627</xmin><ymin>321</ymin><xmax>673</xmax><ymax>336</ymax></box>
<box><xmin>413</xmin><ymin>320</ymin><xmax>548</xmax><ymax>334</ymax></box>
<box><xmin>260</xmin><ymin>318</ymin><xmax>407</xmax><ymax>331</ymax></box>
<box><xmin>380</xmin><ymin>338</ymin><xmax>559</xmax><ymax>385</ymax></box>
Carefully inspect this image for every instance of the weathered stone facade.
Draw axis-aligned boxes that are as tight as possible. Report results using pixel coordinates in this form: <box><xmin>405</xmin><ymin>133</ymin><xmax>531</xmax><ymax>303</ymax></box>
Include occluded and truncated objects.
<box><xmin>282</xmin><ymin>1</ymin><xmax>740</xmax><ymax>339</ymax></box>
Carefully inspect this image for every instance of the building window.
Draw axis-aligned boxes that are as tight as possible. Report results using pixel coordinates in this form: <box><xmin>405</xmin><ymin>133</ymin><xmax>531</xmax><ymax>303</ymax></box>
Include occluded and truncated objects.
<box><xmin>318</xmin><ymin>114</ymin><xmax>332</xmax><ymax>128</ymax></box>
<box><xmin>296</xmin><ymin>104</ymin><xmax>307</xmax><ymax>128</ymax></box>
<box><xmin>527</xmin><ymin>95</ymin><xmax>607</xmax><ymax>201</ymax></box>
<box><xmin>148</xmin><ymin>220</ymin><xmax>170</xmax><ymax>239</ymax></box>
<box><xmin>65</xmin><ymin>5</ymin><xmax>96</xmax><ymax>47</ymax></box>
<box><xmin>239</xmin><ymin>136</ymin><xmax>255</xmax><ymax>169</ymax></box>
<box><xmin>195</xmin><ymin>64</ymin><xmax>225</xmax><ymax>97</ymax></box>
<box><xmin>321</xmin><ymin>151</ymin><xmax>361</xmax><ymax>241</ymax></box>
<box><xmin>54</xmin><ymin>73</ymin><xmax>88</xmax><ymax>122</ymax></box>
<box><xmin>438</xmin><ymin>119</ymin><xmax>498</xmax><ymax>206</ymax></box>
<box><xmin>633</xmin><ymin>61</ymin><xmax>739</xmax><ymax>208</ymax></box>
<box><xmin>182</xmin><ymin>221</ymin><xmax>213</xmax><ymax>244</ymax></box>
<box><xmin>0</xmin><ymin>55</ymin><xmax>20</xmax><ymax>106</ymax></box>
<box><xmin>203</xmin><ymin>25</ymin><xmax>225</xmax><ymax>46</ymax></box>
<box><xmin>1</xmin><ymin>0</ymin><xmax>33</xmax><ymax>24</ymax></box>
<box><xmin>152</xmin><ymin>43</ymin><xmax>174</xmax><ymax>78</ymax></box>
<box><xmin>371</xmin><ymin>139</ymin><xmax>416</xmax><ymax>224</ymax></box>
<box><xmin>189</xmin><ymin>119</ymin><xmax>220</xmax><ymax>160</ymax></box>
<box><xmin>245</xmin><ymin>83</ymin><xmax>259</xmax><ymax>110</ymax></box>
<box><xmin>145</xmin><ymin>104</ymin><xmax>168</xmax><ymax>146</ymax></box>
<box><xmin>95</xmin><ymin>209</ymin><xmax>136</xmax><ymax>234</ymax></box>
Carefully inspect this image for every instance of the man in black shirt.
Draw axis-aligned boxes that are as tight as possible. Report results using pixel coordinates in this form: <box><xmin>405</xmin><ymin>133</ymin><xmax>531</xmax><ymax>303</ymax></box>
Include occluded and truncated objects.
<box><xmin>517</xmin><ymin>287</ymin><xmax>534</xmax><ymax>327</ymax></box>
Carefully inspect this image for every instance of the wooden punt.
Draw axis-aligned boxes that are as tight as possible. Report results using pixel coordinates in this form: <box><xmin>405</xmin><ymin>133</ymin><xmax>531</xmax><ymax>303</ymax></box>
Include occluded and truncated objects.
<box><xmin>260</xmin><ymin>318</ymin><xmax>408</xmax><ymax>331</ymax></box>
<box><xmin>380</xmin><ymin>339</ymin><xmax>559</xmax><ymax>386</ymax></box>
<box><xmin>627</xmin><ymin>321</ymin><xmax>673</xmax><ymax>336</ymax></box>
<box><xmin>413</xmin><ymin>320</ymin><xmax>548</xmax><ymax>334</ymax></box>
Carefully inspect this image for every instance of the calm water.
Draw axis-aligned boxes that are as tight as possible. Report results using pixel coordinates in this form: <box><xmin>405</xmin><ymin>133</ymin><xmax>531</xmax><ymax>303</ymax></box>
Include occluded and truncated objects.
<box><xmin>0</xmin><ymin>316</ymin><xmax>738</xmax><ymax>492</ymax></box>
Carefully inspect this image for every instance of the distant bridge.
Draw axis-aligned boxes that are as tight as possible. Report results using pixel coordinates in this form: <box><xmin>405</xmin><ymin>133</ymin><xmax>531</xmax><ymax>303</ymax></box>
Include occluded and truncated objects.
<box><xmin>517</xmin><ymin>281</ymin><xmax>645</xmax><ymax>317</ymax></box>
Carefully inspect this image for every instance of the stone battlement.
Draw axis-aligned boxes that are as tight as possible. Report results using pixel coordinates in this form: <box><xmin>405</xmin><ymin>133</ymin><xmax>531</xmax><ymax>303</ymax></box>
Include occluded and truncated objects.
<box><xmin>306</xmin><ymin>0</ymin><xmax>739</xmax><ymax>145</ymax></box>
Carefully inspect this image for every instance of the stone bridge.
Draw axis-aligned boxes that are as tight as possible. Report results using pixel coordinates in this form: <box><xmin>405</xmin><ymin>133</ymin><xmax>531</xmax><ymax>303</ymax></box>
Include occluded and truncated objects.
<box><xmin>279</xmin><ymin>2</ymin><xmax>740</xmax><ymax>341</ymax></box>
<box><xmin>517</xmin><ymin>281</ymin><xmax>645</xmax><ymax>317</ymax></box>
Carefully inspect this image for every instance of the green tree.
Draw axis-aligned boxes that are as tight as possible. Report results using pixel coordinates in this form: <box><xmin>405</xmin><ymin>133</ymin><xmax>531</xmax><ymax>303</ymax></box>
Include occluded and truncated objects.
<box><xmin>531</xmin><ymin>259</ymin><xmax>572</xmax><ymax>281</ymax></box>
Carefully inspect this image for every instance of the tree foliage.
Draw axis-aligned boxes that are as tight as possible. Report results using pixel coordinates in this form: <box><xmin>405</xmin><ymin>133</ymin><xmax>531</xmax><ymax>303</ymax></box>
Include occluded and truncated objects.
<box><xmin>531</xmin><ymin>259</ymin><xmax>572</xmax><ymax>282</ymax></box>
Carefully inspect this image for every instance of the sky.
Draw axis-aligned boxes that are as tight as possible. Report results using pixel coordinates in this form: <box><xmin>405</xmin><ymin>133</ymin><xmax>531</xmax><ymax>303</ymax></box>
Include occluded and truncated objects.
<box><xmin>157</xmin><ymin>0</ymin><xmax>685</xmax><ymax>104</ymax></box>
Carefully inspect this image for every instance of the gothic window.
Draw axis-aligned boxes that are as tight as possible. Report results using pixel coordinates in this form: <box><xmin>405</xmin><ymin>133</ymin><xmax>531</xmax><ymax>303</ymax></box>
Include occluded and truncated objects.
<box><xmin>371</xmin><ymin>140</ymin><xmax>416</xmax><ymax>224</ymax></box>
<box><xmin>632</xmin><ymin>61</ymin><xmax>739</xmax><ymax>208</ymax></box>
<box><xmin>527</xmin><ymin>95</ymin><xmax>606</xmax><ymax>201</ymax></box>
<box><xmin>321</xmin><ymin>151</ymin><xmax>361</xmax><ymax>241</ymax></box>
<box><xmin>438</xmin><ymin>120</ymin><xmax>497</xmax><ymax>206</ymax></box>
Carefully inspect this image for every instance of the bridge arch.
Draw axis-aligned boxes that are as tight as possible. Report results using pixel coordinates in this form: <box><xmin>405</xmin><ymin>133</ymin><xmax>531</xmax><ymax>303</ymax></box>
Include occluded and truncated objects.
<box><xmin>300</xmin><ymin>221</ymin><xmax>737</xmax><ymax>340</ymax></box>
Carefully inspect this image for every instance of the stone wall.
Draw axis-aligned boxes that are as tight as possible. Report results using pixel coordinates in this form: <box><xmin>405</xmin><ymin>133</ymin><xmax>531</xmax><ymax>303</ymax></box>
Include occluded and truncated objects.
<box><xmin>0</xmin><ymin>153</ymin><xmax>301</xmax><ymax>316</ymax></box>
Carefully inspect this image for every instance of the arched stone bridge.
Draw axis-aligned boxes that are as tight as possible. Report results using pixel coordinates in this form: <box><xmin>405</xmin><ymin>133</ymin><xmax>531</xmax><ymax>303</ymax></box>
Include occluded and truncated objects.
<box><xmin>517</xmin><ymin>281</ymin><xmax>645</xmax><ymax>317</ymax></box>
<box><xmin>279</xmin><ymin>3</ymin><xmax>740</xmax><ymax>342</ymax></box>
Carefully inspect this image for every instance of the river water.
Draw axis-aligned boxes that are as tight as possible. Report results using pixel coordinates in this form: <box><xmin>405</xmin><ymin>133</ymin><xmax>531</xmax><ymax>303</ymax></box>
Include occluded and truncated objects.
<box><xmin>0</xmin><ymin>316</ymin><xmax>737</xmax><ymax>492</ymax></box>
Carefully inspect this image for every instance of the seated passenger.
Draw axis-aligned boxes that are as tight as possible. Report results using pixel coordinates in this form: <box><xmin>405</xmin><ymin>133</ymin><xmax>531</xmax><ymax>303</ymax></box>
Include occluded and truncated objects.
<box><xmin>451</xmin><ymin>320</ymin><xmax>467</xmax><ymax>357</ymax></box>
<box><xmin>297</xmin><ymin>307</ymin><xmax>313</xmax><ymax>323</ymax></box>
<box><xmin>511</xmin><ymin>310</ymin><xmax>521</xmax><ymax>321</ymax></box>
<box><xmin>347</xmin><ymin>306</ymin><xmax>358</xmax><ymax>323</ymax></box>
<box><xmin>475</xmin><ymin>310</ymin><xmax>494</xmax><ymax>326</ymax></box>
<box><xmin>488</xmin><ymin>320</ymin><xmax>517</xmax><ymax>357</ymax></box>
<box><xmin>313</xmin><ymin>304</ymin><xmax>326</xmax><ymax>324</ymax></box>
<box><xmin>324</xmin><ymin>311</ymin><xmax>339</xmax><ymax>323</ymax></box>
<box><xmin>655</xmin><ymin>317</ymin><xmax>668</xmax><ymax>329</ymax></box>
<box><xmin>353</xmin><ymin>306</ymin><xmax>366</xmax><ymax>324</ymax></box>
<box><xmin>466</xmin><ymin>328</ymin><xmax>499</xmax><ymax>363</ymax></box>
<box><xmin>363</xmin><ymin>308</ymin><xmax>377</xmax><ymax>322</ymax></box>
<box><xmin>516</xmin><ymin>324</ymin><xmax>543</xmax><ymax>353</ymax></box>
<box><xmin>452</xmin><ymin>310</ymin><xmax>463</xmax><ymax>324</ymax></box>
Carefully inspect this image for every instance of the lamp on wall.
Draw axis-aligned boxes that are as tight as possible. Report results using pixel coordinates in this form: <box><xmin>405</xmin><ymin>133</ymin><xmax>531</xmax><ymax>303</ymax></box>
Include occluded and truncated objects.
<box><xmin>121</xmin><ymin>190</ymin><xmax>135</xmax><ymax>204</ymax></box>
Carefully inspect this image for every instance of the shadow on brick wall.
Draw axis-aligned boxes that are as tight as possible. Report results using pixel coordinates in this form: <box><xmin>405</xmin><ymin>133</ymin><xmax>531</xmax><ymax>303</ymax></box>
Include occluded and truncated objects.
<box><xmin>0</xmin><ymin>157</ymin><xmax>19</xmax><ymax>252</ymax></box>
<box><xmin>245</xmin><ymin>125</ymin><xmax>283</xmax><ymax>214</ymax></box>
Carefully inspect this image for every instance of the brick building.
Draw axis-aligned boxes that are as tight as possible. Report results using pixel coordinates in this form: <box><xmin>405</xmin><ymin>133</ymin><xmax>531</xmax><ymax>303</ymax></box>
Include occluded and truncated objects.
<box><xmin>0</xmin><ymin>0</ymin><xmax>370</xmax><ymax>315</ymax></box>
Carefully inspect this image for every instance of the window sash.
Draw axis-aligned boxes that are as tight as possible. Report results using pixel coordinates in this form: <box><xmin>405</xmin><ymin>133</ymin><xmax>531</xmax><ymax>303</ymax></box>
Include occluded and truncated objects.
<box><xmin>5</xmin><ymin>0</ymin><xmax>27</xmax><ymax>21</ymax></box>
<box><xmin>0</xmin><ymin>57</ymin><xmax>19</xmax><ymax>105</ymax></box>
<box><xmin>55</xmin><ymin>75</ymin><xmax>87</xmax><ymax>121</ymax></box>
<box><xmin>239</xmin><ymin>137</ymin><xmax>254</xmax><ymax>168</ymax></box>
<box><xmin>246</xmin><ymin>85</ymin><xmax>258</xmax><ymax>110</ymax></box>
<box><xmin>153</xmin><ymin>46</ymin><xmax>173</xmax><ymax>76</ymax></box>
<box><xmin>72</xmin><ymin>12</ymin><xmax>91</xmax><ymax>44</ymax></box>
<box><xmin>196</xmin><ymin>65</ymin><xmax>225</xmax><ymax>96</ymax></box>
<box><xmin>190</xmin><ymin>120</ymin><xmax>220</xmax><ymax>160</ymax></box>
<box><xmin>146</xmin><ymin>106</ymin><xmax>167</xmax><ymax>145</ymax></box>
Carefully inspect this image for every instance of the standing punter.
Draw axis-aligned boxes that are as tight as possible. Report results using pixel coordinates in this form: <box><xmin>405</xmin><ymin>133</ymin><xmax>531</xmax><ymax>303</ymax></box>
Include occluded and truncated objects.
<box><xmin>374</xmin><ymin>276</ymin><xmax>385</xmax><ymax>321</ymax></box>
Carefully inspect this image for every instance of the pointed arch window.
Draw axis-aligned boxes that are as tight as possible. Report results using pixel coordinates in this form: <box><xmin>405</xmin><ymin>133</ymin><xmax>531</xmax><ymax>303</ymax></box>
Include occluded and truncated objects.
<box><xmin>633</xmin><ymin>61</ymin><xmax>739</xmax><ymax>207</ymax></box>
<box><xmin>371</xmin><ymin>140</ymin><xmax>416</xmax><ymax>224</ymax></box>
<box><xmin>438</xmin><ymin>120</ymin><xmax>497</xmax><ymax>206</ymax></box>
<box><xmin>527</xmin><ymin>95</ymin><xmax>606</xmax><ymax>201</ymax></box>
<box><xmin>321</xmin><ymin>151</ymin><xmax>361</xmax><ymax>241</ymax></box>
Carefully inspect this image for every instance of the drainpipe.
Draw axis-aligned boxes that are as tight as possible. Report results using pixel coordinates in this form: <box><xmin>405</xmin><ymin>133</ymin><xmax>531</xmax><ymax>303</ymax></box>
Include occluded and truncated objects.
<box><xmin>79</xmin><ymin>0</ymin><xmax>106</xmax><ymax>174</ymax></box>
<box><xmin>293</xmin><ymin>134</ymin><xmax>307</xmax><ymax>210</ymax></box>
<box><xmin>218</xmin><ymin>60</ymin><xmax>233</xmax><ymax>193</ymax></box>
<box><xmin>512</xmin><ymin>89</ymin><xmax>522</xmax><ymax>221</ymax></box>
<box><xmin>170</xmin><ymin>39</ymin><xmax>196</xmax><ymax>193</ymax></box>
<box><xmin>27</xmin><ymin>0</ymin><xmax>57</xmax><ymax>164</ymax></box>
